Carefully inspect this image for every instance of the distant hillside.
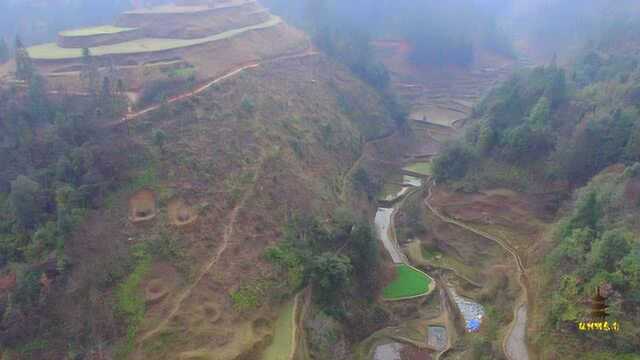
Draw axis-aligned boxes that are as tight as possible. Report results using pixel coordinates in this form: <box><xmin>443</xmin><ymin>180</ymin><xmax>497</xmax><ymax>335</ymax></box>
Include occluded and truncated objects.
<box><xmin>431</xmin><ymin>26</ymin><xmax>640</xmax><ymax>360</ymax></box>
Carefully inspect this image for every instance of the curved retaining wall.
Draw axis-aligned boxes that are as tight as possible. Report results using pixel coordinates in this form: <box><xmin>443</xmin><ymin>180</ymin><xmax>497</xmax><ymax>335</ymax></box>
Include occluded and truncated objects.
<box><xmin>116</xmin><ymin>2</ymin><xmax>267</xmax><ymax>39</ymax></box>
<box><xmin>58</xmin><ymin>28</ymin><xmax>143</xmax><ymax>48</ymax></box>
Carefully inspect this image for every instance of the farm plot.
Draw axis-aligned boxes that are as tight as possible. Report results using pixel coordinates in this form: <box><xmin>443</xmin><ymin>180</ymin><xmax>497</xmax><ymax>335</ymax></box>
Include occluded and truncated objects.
<box><xmin>28</xmin><ymin>15</ymin><xmax>281</xmax><ymax>60</ymax></box>
<box><xmin>382</xmin><ymin>264</ymin><xmax>432</xmax><ymax>300</ymax></box>
<box><xmin>60</xmin><ymin>25</ymin><xmax>137</xmax><ymax>37</ymax></box>
<box><xmin>262</xmin><ymin>299</ymin><xmax>296</xmax><ymax>360</ymax></box>
<box><xmin>403</xmin><ymin>162</ymin><xmax>432</xmax><ymax>177</ymax></box>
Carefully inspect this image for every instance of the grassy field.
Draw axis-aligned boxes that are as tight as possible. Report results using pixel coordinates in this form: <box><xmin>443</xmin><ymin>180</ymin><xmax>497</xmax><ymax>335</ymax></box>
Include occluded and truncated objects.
<box><xmin>377</xmin><ymin>183</ymin><xmax>404</xmax><ymax>201</ymax></box>
<box><xmin>60</xmin><ymin>26</ymin><xmax>137</xmax><ymax>37</ymax></box>
<box><xmin>403</xmin><ymin>162</ymin><xmax>432</xmax><ymax>176</ymax></box>
<box><xmin>410</xmin><ymin>106</ymin><xmax>467</xmax><ymax>127</ymax></box>
<box><xmin>382</xmin><ymin>264</ymin><xmax>431</xmax><ymax>300</ymax></box>
<box><xmin>262</xmin><ymin>299</ymin><xmax>295</xmax><ymax>360</ymax></box>
<box><xmin>28</xmin><ymin>16</ymin><xmax>281</xmax><ymax>60</ymax></box>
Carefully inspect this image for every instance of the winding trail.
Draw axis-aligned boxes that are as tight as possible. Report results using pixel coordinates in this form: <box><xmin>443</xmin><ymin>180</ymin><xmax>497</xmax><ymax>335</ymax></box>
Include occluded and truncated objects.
<box><xmin>424</xmin><ymin>183</ymin><xmax>529</xmax><ymax>360</ymax></box>
<box><xmin>424</xmin><ymin>185</ymin><xmax>525</xmax><ymax>273</ymax></box>
<box><xmin>104</xmin><ymin>45</ymin><xmax>319</xmax><ymax>127</ymax></box>
<box><xmin>338</xmin><ymin>130</ymin><xmax>397</xmax><ymax>204</ymax></box>
<box><xmin>137</xmin><ymin>158</ymin><xmax>265</xmax><ymax>345</ymax></box>
<box><xmin>99</xmin><ymin>40</ymin><xmax>319</xmax><ymax>354</ymax></box>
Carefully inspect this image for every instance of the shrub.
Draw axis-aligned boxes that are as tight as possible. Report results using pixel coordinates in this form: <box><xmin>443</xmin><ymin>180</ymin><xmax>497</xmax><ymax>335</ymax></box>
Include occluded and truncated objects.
<box><xmin>114</xmin><ymin>244</ymin><xmax>151</xmax><ymax>357</ymax></box>
<box><xmin>432</xmin><ymin>144</ymin><xmax>477</xmax><ymax>183</ymax></box>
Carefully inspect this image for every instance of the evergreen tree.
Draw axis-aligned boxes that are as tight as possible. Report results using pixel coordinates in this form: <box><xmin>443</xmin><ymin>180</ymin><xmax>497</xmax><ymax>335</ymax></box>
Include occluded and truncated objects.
<box><xmin>80</xmin><ymin>48</ymin><xmax>99</xmax><ymax>98</ymax></box>
<box><xmin>14</xmin><ymin>35</ymin><xmax>34</xmax><ymax>81</ymax></box>
<box><xmin>9</xmin><ymin>175</ymin><xmax>42</xmax><ymax>230</ymax></box>
<box><xmin>27</xmin><ymin>74</ymin><xmax>50</xmax><ymax>123</ymax></box>
<box><xmin>528</xmin><ymin>96</ymin><xmax>551</xmax><ymax>130</ymax></box>
<box><xmin>152</xmin><ymin>128</ymin><xmax>167</xmax><ymax>154</ymax></box>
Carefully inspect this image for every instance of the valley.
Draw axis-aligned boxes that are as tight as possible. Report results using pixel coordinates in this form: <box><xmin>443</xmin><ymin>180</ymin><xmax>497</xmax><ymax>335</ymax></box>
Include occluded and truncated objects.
<box><xmin>2</xmin><ymin>1</ymin><xmax>640</xmax><ymax>360</ymax></box>
<box><xmin>345</xmin><ymin>38</ymin><xmax>544</xmax><ymax>359</ymax></box>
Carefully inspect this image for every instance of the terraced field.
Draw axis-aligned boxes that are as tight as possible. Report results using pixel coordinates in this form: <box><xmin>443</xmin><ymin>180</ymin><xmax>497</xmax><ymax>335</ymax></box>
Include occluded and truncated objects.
<box><xmin>262</xmin><ymin>299</ymin><xmax>296</xmax><ymax>360</ymax></box>
<box><xmin>373</xmin><ymin>41</ymin><xmax>535</xmax><ymax>130</ymax></box>
<box><xmin>60</xmin><ymin>25</ymin><xmax>137</xmax><ymax>37</ymax></box>
<box><xmin>382</xmin><ymin>264</ymin><xmax>432</xmax><ymax>300</ymax></box>
<box><xmin>403</xmin><ymin>162</ymin><xmax>432</xmax><ymax>176</ymax></box>
<box><xmin>28</xmin><ymin>15</ymin><xmax>282</xmax><ymax>60</ymax></box>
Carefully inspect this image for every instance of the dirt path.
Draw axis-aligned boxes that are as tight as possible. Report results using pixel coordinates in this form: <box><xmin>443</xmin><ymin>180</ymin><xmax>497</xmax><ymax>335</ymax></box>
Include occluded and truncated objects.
<box><xmin>424</xmin><ymin>184</ymin><xmax>529</xmax><ymax>360</ymax></box>
<box><xmin>288</xmin><ymin>291</ymin><xmax>302</xmax><ymax>360</ymax></box>
<box><xmin>505</xmin><ymin>304</ymin><xmax>529</xmax><ymax>360</ymax></box>
<box><xmin>137</xmin><ymin>160</ymin><xmax>265</xmax><ymax>346</ymax></box>
<box><xmin>106</xmin><ymin>47</ymin><xmax>318</xmax><ymax>127</ymax></box>
<box><xmin>424</xmin><ymin>185</ymin><xmax>525</xmax><ymax>273</ymax></box>
<box><xmin>338</xmin><ymin>130</ymin><xmax>397</xmax><ymax>204</ymax></box>
<box><xmin>122</xmin><ymin>63</ymin><xmax>261</xmax><ymax>122</ymax></box>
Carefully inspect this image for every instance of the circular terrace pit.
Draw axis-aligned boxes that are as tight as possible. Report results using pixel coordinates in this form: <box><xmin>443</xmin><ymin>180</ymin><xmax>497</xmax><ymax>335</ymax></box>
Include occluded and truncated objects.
<box><xmin>128</xmin><ymin>189</ymin><xmax>158</xmax><ymax>223</ymax></box>
<box><xmin>167</xmin><ymin>197</ymin><xmax>199</xmax><ymax>227</ymax></box>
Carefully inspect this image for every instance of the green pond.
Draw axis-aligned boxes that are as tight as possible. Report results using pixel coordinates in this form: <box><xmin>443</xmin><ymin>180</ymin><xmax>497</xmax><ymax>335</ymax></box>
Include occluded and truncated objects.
<box><xmin>383</xmin><ymin>264</ymin><xmax>431</xmax><ymax>300</ymax></box>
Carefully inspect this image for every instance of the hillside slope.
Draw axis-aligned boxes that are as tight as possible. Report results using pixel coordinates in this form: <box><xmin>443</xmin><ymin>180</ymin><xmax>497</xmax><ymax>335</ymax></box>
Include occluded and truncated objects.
<box><xmin>0</xmin><ymin>52</ymin><xmax>398</xmax><ymax>359</ymax></box>
<box><xmin>430</xmin><ymin>40</ymin><xmax>640</xmax><ymax>359</ymax></box>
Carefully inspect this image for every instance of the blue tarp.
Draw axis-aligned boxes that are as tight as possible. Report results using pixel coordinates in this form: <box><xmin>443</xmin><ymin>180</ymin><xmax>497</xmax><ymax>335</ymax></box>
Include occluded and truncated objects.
<box><xmin>466</xmin><ymin>319</ymin><xmax>481</xmax><ymax>332</ymax></box>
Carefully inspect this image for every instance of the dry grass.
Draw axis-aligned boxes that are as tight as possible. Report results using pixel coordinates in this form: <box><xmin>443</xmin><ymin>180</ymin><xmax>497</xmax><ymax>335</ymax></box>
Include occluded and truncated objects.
<box><xmin>128</xmin><ymin>189</ymin><xmax>157</xmax><ymax>223</ymax></box>
<box><xmin>28</xmin><ymin>16</ymin><xmax>282</xmax><ymax>60</ymax></box>
<box><xmin>123</xmin><ymin>55</ymin><xmax>396</xmax><ymax>359</ymax></box>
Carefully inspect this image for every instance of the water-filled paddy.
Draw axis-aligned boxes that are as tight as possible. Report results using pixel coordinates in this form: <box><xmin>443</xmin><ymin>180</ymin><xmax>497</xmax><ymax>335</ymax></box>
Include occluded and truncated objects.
<box><xmin>382</xmin><ymin>264</ymin><xmax>431</xmax><ymax>300</ymax></box>
<box><xmin>427</xmin><ymin>325</ymin><xmax>447</xmax><ymax>351</ymax></box>
<box><xmin>402</xmin><ymin>175</ymin><xmax>423</xmax><ymax>187</ymax></box>
<box><xmin>372</xmin><ymin>342</ymin><xmax>404</xmax><ymax>360</ymax></box>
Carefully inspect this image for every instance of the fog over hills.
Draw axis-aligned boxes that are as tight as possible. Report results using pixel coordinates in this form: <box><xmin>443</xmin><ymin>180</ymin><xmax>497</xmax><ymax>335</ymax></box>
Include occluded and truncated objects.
<box><xmin>0</xmin><ymin>1</ymin><xmax>639</xmax><ymax>360</ymax></box>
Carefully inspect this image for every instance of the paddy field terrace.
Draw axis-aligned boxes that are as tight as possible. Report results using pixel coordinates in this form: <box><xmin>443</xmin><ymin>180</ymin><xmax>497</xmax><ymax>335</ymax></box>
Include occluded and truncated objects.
<box><xmin>25</xmin><ymin>0</ymin><xmax>308</xmax><ymax>95</ymax></box>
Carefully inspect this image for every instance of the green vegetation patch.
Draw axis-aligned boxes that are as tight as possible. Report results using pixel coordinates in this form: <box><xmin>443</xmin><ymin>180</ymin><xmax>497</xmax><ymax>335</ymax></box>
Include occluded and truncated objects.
<box><xmin>382</xmin><ymin>264</ymin><xmax>431</xmax><ymax>300</ymax></box>
<box><xmin>377</xmin><ymin>183</ymin><xmax>404</xmax><ymax>201</ymax></box>
<box><xmin>403</xmin><ymin>162</ymin><xmax>432</xmax><ymax>176</ymax></box>
<box><xmin>262</xmin><ymin>299</ymin><xmax>296</xmax><ymax>360</ymax></box>
<box><xmin>28</xmin><ymin>16</ymin><xmax>281</xmax><ymax>60</ymax></box>
<box><xmin>114</xmin><ymin>244</ymin><xmax>152</xmax><ymax>357</ymax></box>
<box><xmin>60</xmin><ymin>25</ymin><xmax>137</xmax><ymax>37</ymax></box>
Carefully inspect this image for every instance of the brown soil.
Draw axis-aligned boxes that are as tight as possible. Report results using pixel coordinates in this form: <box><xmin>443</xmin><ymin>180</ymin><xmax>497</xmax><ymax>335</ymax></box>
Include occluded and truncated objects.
<box><xmin>372</xmin><ymin>38</ymin><xmax>518</xmax><ymax>132</ymax></box>
<box><xmin>128</xmin><ymin>189</ymin><xmax>157</xmax><ymax>223</ymax></box>
<box><xmin>167</xmin><ymin>197</ymin><xmax>198</xmax><ymax>227</ymax></box>
<box><xmin>625</xmin><ymin>178</ymin><xmax>640</xmax><ymax>206</ymax></box>
<box><xmin>143</xmin><ymin>262</ymin><xmax>179</xmax><ymax>306</ymax></box>
<box><xmin>116</xmin><ymin>1</ymin><xmax>267</xmax><ymax>40</ymax></box>
<box><xmin>0</xmin><ymin>272</ymin><xmax>16</xmax><ymax>294</ymax></box>
<box><xmin>41</xmin><ymin>22</ymin><xmax>308</xmax><ymax>93</ymax></box>
<box><xmin>429</xmin><ymin>187</ymin><xmax>554</xmax><ymax>268</ymax></box>
<box><xmin>120</xmin><ymin>53</ymin><xmax>395</xmax><ymax>359</ymax></box>
<box><xmin>401</xmin><ymin>345</ymin><xmax>434</xmax><ymax>360</ymax></box>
